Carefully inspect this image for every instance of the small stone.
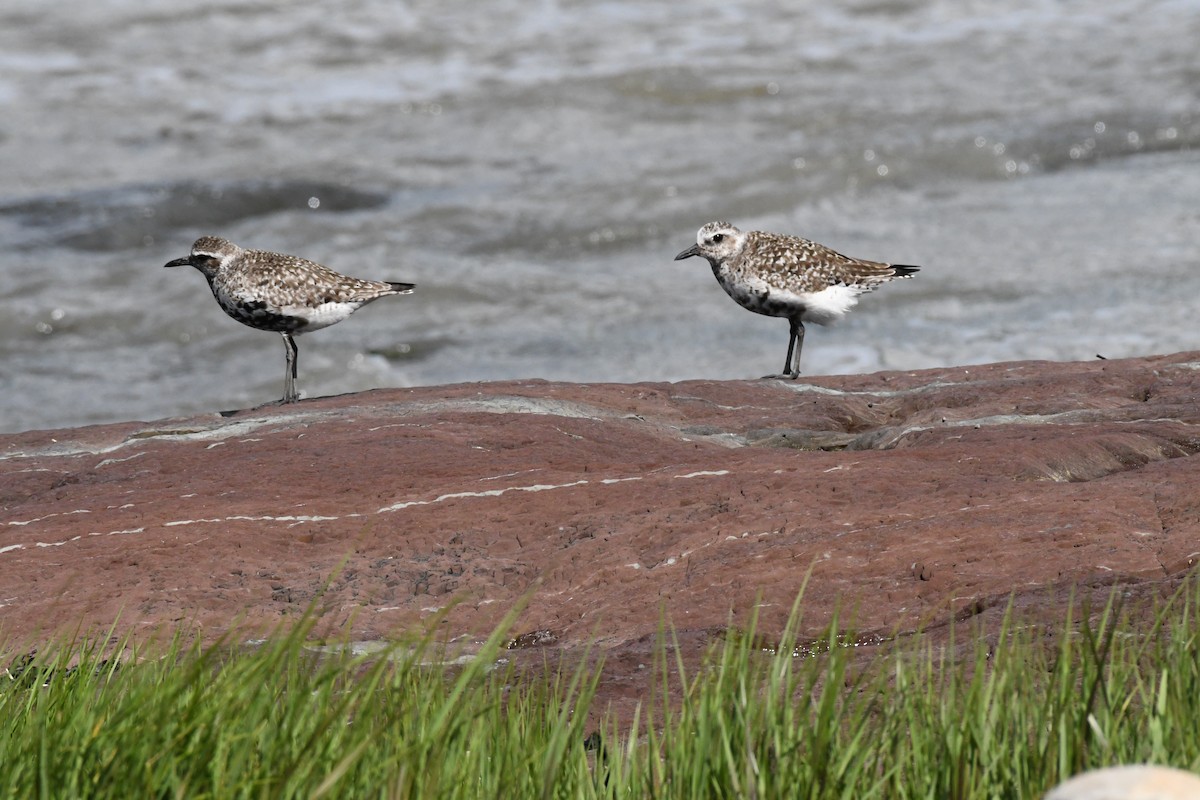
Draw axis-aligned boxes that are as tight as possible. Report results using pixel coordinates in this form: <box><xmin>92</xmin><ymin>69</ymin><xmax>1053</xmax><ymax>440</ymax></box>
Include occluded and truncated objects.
<box><xmin>1045</xmin><ymin>765</ymin><xmax>1200</xmax><ymax>800</ymax></box>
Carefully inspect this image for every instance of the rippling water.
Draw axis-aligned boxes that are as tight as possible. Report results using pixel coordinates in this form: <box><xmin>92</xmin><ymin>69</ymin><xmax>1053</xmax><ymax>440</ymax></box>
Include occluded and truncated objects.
<box><xmin>2</xmin><ymin>0</ymin><xmax>1198</xmax><ymax>432</ymax></box>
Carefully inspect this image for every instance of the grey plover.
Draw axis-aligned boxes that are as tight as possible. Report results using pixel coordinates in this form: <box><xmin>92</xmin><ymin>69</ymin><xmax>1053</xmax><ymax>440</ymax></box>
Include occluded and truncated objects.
<box><xmin>165</xmin><ymin>236</ymin><xmax>415</xmax><ymax>404</ymax></box>
<box><xmin>674</xmin><ymin>221</ymin><xmax>919</xmax><ymax>379</ymax></box>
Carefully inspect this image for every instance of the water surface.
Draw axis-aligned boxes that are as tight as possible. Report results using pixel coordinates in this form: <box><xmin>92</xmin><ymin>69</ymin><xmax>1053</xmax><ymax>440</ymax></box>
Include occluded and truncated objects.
<box><xmin>1</xmin><ymin>0</ymin><xmax>1197</xmax><ymax>431</ymax></box>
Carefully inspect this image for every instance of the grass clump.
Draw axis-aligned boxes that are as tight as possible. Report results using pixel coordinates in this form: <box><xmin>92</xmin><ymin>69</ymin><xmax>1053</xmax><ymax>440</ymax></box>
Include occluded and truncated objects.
<box><xmin>2</xmin><ymin>578</ymin><xmax>1199</xmax><ymax>798</ymax></box>
<box><xmin>0</xmin><ymin>604</ymin><xmax>602</xmax><ymax>799</ymax></box>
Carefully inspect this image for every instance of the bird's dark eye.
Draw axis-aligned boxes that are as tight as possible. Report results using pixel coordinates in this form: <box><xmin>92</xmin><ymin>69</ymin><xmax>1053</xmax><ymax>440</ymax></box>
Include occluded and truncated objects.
<box><xmin>711</xmin><ymin>233</ymin><xmax>724</xmax><ymax>243</ymax></box>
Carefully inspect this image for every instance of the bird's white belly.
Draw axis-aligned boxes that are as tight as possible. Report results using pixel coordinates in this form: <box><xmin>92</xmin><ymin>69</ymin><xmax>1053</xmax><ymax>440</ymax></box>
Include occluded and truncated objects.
<box><xmin>281</xmin><ymin>301</ymin><xmax>362</xmax><ymax>332</ymax></box>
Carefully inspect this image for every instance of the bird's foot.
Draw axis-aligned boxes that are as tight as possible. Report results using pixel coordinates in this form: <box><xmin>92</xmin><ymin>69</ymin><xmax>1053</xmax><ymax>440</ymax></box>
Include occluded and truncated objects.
<box><xmin>760</xmin><ymin>372</ymin><xmax>800</xmax><ymax>381</ymax></box>
<box><xmin>253</xmin><ymin>395</ymin><xmax>299</xmax><ymax>410</ymax></box>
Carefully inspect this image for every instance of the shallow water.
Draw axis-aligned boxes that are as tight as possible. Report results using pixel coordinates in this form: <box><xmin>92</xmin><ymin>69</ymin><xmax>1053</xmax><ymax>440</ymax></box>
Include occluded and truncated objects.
<box><xmin>1</xmin><ymin>0</ymin><xmax>1198</xmax><ymax>432</ymax></box>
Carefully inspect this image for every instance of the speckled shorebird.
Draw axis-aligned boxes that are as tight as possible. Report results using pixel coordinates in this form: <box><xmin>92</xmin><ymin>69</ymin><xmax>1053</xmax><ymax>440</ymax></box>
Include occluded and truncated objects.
<box><xmin>165</xmin><ymin>236</ymin><xmax>415</xmax><ymax>404</ymax></box>
<box><xmin>674</xmin><ymin>221</ymin><xmax>919</xmax><ymax>379</ymax></box>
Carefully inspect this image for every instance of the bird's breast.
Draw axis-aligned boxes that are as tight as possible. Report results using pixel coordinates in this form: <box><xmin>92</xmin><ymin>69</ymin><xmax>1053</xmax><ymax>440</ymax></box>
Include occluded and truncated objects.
<box><xmin>714</xmin><ymin>266</ymin><xmax>796</xmax><ymax>318</ymax></box>
<box><xmin>714</xmin><ymin>266</ymin><xmax>863</xmax><ymax>324</ymax></box>
<box><xmin>208</xmin><ymin>281</ymin><xmax>306</xmax><ymax>333</ymax></box>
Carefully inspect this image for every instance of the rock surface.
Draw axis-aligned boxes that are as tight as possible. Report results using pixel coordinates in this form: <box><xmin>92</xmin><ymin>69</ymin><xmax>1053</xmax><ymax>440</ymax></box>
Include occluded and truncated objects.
<box><xmin>4</xmin><ymin>352</ymin><xmax>1200</xmax><ymax>717</ymax></box>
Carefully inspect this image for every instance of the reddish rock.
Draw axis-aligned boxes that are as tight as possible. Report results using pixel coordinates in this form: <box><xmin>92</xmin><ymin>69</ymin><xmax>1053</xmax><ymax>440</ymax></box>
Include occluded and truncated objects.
<box><xmin>3</xmin><ymin>352</ymin><xmax>1200</xmax><ymax>718</ymax></box>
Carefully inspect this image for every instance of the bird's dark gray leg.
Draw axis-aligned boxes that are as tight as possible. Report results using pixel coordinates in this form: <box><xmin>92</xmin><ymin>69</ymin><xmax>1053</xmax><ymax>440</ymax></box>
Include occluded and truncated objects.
<box><xmin>788</xmin><ymin>319</ymin><xmax>805</xmax><ymax>378</ymax></box>
<box><xmin>281</xmin><ymin>332</ymin><xmax>299</xmax><ymax>403</ymax></box>
<box><xmin>763</xmin><ymin>317</ymin><xmax>804</xmax><ymax>380</ymax></box>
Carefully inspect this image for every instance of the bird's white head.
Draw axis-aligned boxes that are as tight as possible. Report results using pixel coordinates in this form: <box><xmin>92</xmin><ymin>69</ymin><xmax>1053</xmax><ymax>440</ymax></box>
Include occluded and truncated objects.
<box><xmin>163</xmin><ymin>236</ymin><xmax>243</xmax><ymax>277</ymax></box>
<box><xmin>674</xmin><ymin>221</ymin><xmax>745</xmax><ymax>264</ymax></box>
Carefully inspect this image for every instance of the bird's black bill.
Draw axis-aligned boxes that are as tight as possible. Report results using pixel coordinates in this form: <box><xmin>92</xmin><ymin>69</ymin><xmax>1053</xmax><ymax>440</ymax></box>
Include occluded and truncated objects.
<box><xmin>163</xmin><ymin>256</ymin><xmax>192</xmax><ymax>268</ymax></box>
<box><xmin>674</xmin><ymin>244</ymin><xmax>702</xmax><ymax>261</ymax></box>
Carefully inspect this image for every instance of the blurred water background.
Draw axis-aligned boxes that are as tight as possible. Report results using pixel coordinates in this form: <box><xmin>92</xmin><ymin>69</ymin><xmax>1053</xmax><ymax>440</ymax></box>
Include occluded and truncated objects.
<box><xmin>1</xmin><ymin>0</ymin><xmax>1198</xmax><ymax>432</ymax></box>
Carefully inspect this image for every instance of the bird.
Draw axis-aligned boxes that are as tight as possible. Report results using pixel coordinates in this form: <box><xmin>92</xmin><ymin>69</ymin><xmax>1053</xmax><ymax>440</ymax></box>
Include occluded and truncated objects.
<box><xmin>673</xmin><ymin>221</ymin><xmax>919</xmax><ymax>379</ymax></box>
<box><xmin>164</xmin><ymin>235</ymin><xmax>415</xmax><ymax>405</ymax></box>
